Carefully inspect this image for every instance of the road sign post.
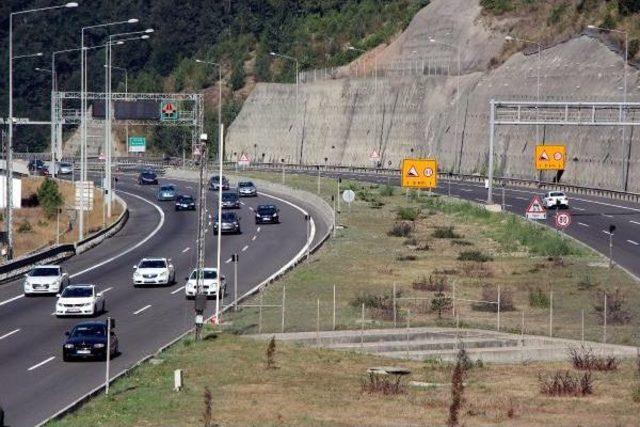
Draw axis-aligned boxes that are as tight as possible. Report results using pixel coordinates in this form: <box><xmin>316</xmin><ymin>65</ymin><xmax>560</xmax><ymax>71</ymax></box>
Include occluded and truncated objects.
<box><xmin>555</xmin><ymin>211</ymin><xmax>572</xmax><ymax>230</ymax></box>
<box><xmin>401</xmin><ymin>158</ymin><xmax>437</xmax><ymax>189</ymax></box>
<box><xmin>128</xmin><ymin>136</ymin><xmax>146</xmax><ymax>153</ymax></box>
<box><xmin>342</xmin><ymin>189</ymin><xmax>355</xmax><ymax>213</ymax></box>
<box><xmin>525</xmin><ymin>196</ymin><xmax>547</xmax><ymax>220</ymax></box>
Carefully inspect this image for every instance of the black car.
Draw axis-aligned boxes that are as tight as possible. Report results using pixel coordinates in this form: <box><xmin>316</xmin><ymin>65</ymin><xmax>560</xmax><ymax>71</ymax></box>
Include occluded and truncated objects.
<box><xmin>209</xmin><ymin>175</ymin><xmax>230</xmax><ymax>191</ymax></box>
<box><xmin>221</xmin><ymin>191</ymin><xmax>241</xmax><ymax>209</ymax></box>
<box><xmin>175</xmin><ymin>195</ymin><xmax>196</xmax><ymax>211</ymax></box>
<box><xmin>28</xmin><ymin>159</ymin><xmax>45</xmax><ymax>174</ymax></box>
<box><xmin>214</xmin><ymin>211</ymin><xmax>241</xmax><ymax>234</ymax></box>
<box><xmin>255</xmin><ymin>204</ymin><xmax>280</xmax><ymax>224</ymax></box>
<box><xmin>138</xmin><ymin>170</ymin><xmax>158</xmax><ymax>185</ymax></box>
<box><xmin>62</xmin><ymin>321</ymin><xmax>118</xmax><ymax>361</ymax></box>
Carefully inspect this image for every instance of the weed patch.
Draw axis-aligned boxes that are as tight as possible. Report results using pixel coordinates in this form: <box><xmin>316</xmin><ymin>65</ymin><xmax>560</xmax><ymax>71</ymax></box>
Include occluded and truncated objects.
<box><xmin>568</xmin><ymin>346</ymin><xmax>619</xmax><ymax>372</ymax></box>
<box><xmin>432</xmin><ymin>226</ymin><xmax>461</xmax><ymax>239</ymax></box>
<box><xmin>457</xmin><ymin>250</ymin><xmax>492</xmax><ymax>263</ymax></box>
<box><xmin>529</xmin><ymin>288</ymin><xmax>550</xmax><ymax>309</ymax></box>
<box><xmin>388</xmin><ymin>222</ymin><xmax>413</xmax><ymax>238</ymax></box>
<box><xmin>538</xmin><ymin>371</ymin><xmax>594</xmax><ymax>397</ymax></box>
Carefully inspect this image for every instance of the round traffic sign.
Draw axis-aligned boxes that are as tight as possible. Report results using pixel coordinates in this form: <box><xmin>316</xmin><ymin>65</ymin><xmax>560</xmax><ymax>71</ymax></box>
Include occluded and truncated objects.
<box><xmin>553</xmin><ymin>152</ymin><xmax>563</xmax><ymax>161</ymax></box>
<box><xmin>342</xmin><ymin>189</ymin><xmax>356</xmax><ymax>204</ymax></box>
<box><xmin>555</xmin><ymin>212</ymin><xmax>572</xmax><ymax>229</ymax></box>
<box><xmin>424</xmin><ymin>167</ymin><xmax>434</xmax><ymax>177</ymax></box>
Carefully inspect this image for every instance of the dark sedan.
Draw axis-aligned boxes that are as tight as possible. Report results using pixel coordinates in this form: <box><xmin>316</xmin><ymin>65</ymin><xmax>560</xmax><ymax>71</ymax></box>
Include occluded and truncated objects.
<box><xmin>209</xmin><ymin>175</ymin><xmax>229</xmax><ymax>191</ymax></box>
<box><xmin>255</xmin><ymin>204</ymin><xmax>280</xmax><ymax>224</ymax></box>
<box><xmin>214</xmin><ymin>212</ymin><xmax>241</xmax><ymax>234</ymax></box>
<box><xmin>175</xmin><ymin>195</ymin><xmax>196</xmax><ymax>211</ymax></box>
<box><xmin>221</xmin><ymin>191</ymin><xmax>241</xmax><ymax>209</ymax></box>
<box><xmin>62</xmin><ymin>321</ymin><xmax>118</xmax><ymax>361</ymax></box>
<box><xmin>138</xmin><ymin>170</ymin><xmax>158</xmax><ymax>185</ymax></box>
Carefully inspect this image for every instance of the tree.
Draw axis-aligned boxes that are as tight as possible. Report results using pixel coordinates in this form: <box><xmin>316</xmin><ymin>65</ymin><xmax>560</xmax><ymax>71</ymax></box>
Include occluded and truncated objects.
<box><xmin>230</xmin><ymin>60</ymin><xmax>246</xmax><ymax>91</ymax></box>
<box><xmin>37</xmin><ymin>179</ymin><xmax>63</xmax><ymax>219</ymax></box>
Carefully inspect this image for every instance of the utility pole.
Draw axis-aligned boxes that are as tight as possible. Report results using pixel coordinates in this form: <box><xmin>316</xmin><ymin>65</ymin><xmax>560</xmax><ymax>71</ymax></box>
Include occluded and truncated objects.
<box><xmin>232</xmin><ymin>253</ymin><xmax>239</xmax><ymax>311</ymax></box>
<box><xmin>194</xmin><ymin>133</ymin><xmax>209</xmax><ymax>340</ymax></box>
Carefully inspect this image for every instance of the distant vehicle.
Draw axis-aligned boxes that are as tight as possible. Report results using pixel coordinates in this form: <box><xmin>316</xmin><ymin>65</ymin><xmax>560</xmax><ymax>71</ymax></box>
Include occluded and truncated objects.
<box><xmin>255</xmin><ymin>204</ymin><xmax>280</xmax><ymax>224</ymax></box>
<box><xmin>156</xmin><ymin>184</ymin><xmax>177</xmax><ymax>201</ymax></box>
<box><xmin>138</xmin><ymin>170</ymin><xmax>158</xmax><ymax>185</ymax></box>
<box><xmin>133</xmin><ymin>257</ymin><xmax>175</xmax><ymax>286</ymax></box>
<box><xmin>55</xmin><ymin>284</ymin><xmax>105</xmax><ymax>317</ymax></box>
<box><xmin>209</xmin><ymin>175</ymin><xmax>229</xmax><ymax>191</ymax></box>
<box><xmin>237</xmin><ymin>181</ymin><xmax>257</xmax><ymax>197</ymax></box>
<box><xmin>214</xmin><ymin>211</ymin><xmax>241</xmax><ymax>234</ymax></box>
<box><xmin>543</xmin><ymin>191</ymin><xmax>569</xmax><ymax>209</ymax></box>
<box><xmin>58</xmin><ymin>162</ymin><xmax>73</xmax><ymax>175</ymax></box>
<box><xmin>175</xmin><ymin>195</ymin><xmax>196</xmax><ymax>211</ymax></box>
<box><xmin>28</xmin><ymin>159</ymin><xmax>45</xmax><ymax>174</ymax></box>
<box><xmin>221</xmin><ymin>191</ymin><xmax>241</xmax><ymax>209</ymax></box>
<box><xmin>23</xmin><ymin>265</ymin><xmax>69</xmax><ymax>296</ymax></box>
<box><xmin>184</xmin><ymin>268</ymin><xmax>225</xmax><ymax>299</ymax></box>
<box><xmin>62</xmin><ymin>321</ymin><xmax>118</xmax><ymax>361</ymax></box>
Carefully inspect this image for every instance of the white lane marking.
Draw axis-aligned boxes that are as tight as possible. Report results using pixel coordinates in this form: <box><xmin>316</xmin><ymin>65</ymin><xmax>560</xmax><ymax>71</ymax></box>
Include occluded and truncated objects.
<box><xmin>578</xmin><ymin>222</ymin><xmax>590</xmax><ymax>227</ymax></box>
<box><xmin>185</xmin><ymin>186</ymin><xmax>193</xmax><ymax>190</ymax></box>
<box><xmin>462</xmin><ymin>189</ymin><xmax>473</xmax><ymax>193</ymax></box>
<box><xmin>252</xmin><ymin>235</ymin><xmax>257</xmax><ymax>241</ymax></box>
<box><xmin>241</xmin><ymin>245</ymin><xmax>249</xmax><ymax>252</ymax></box>
<box><xmin>0</xmin><ymin>328</ymin><xmax>20</xmax><ymax>340</ymax></box>
<box><xmin>602</xmin><ymin>214</ymin><xmax>614</xmax><ymax>218</ymax></box>
<box><xmin>69</xmin><ymin>191</ymin><xmax>165</xmax><ymax>279</ymax></box>
<box><xmin>101</xmin><ymin>287</ymin><xmax>113</xmax><ymax>294</ymax></box>
<box><xmin>603</xmin><ymin>230</ymin><xmax>612</xmax><ymax>235</ymax></box>
<box><xmin>627</xmin><ymin>240</ymin><xmax>639</xmax><ymax>246</ymax></box>
<box><xmin>0</xmin><ymin>294</ymin><xmax>24</xmax><ymax>307</ymax></box>
<box><xmin>572</xmin><ymin>207</ymin><xmax>585</xmax><ymax>211</ymax></box>
<box><xmin>249</xmin><ymin>207</ymin><xmax>254</xmax><ymax>212</ymax></box>
<box><xmin>182</xmin><ymin>247</ymin><xmax>191</xmax><ymax>253</ymax></box>
<box><xmin>515</xmin><ymin>197</ymin><xmax>528</xmax><ymax>201</ymax></box>
<box><xmin>630</xmin><ymin>220</ymin><xmax>640</xmax><ymax>226</ymax></box>
<box><xmin>133</xmin><ymin>304</ymin><xmax>152</xmax><ymax>315</ymax></box>
<box><xmin>225</xmin><ymin>258</ymin><xmax>232</xmax><ymax>264</ymax></box>
<box><xmin>28</xmin><ymin>356</ymin><xmax>55</xmax><ymax>371</ymax></box>
<box><xmin>240</xmin><ymin>202</ymin><xmax>246</xmax><ymax>206</ymax></box>
<box><xmin>171</xmin><ymin>286</ymin><xmax>186</xmax><ymax>295</ymax></box>
<box><xmin>256</xmin><ymin>227</ymin><xmax>261</xmax><ymax>233</ymax></box>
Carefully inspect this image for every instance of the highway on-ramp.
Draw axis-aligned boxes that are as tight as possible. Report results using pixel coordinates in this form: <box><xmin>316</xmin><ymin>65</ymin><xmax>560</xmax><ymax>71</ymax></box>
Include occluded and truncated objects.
<box><xmin>0</xmin><ymin>173</ymin><xmax>326</xmax><ymax>427</ymax></box>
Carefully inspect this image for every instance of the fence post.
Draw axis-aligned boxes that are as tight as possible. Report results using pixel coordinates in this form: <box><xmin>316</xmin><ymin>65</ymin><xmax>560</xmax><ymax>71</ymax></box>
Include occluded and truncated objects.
<box><xmin>332</xmin><ymin>285</ymin><xmax>336</xmax><ymax>331</ymax></box>
<box><xmin>258</xmin><ymin>292</ymin><xmax>263</xmax><ymax>335</ymax></box>
<box><xmin>281</xmin><ymin>285</ymin><xmax>286</xmax><ymax>333</ymax></box>
<box><xmin>581</xmin><ymin>309</ymin><xmax>585</xmax><ymax>344</ymax></box>
<box><xmin>603</xmin><ymin>293</ymin><xmax>607</xmax><ymax>344</ymax></box>
<box><xmin>406</xmin><ymin>309</ymin><xmax>411</xmax><ymax>344</ymax></box>
<box><xmin>549</xmin><ymin>291</ymin><xmax>553</xmax><ymax>337</ymax></box>
<box><xmin>521</xmin><ymin>311</ymin><xmax>525</xmax><ymax>345</ymax></box>
<box><xmin>497</xmin><ymin>285</ymin><xmax>501</xmax><ymax>332</ymax></box>
<box><xmin>452</xmin><ymin>281</ymin><xmax>456</xmax><ymax>317</ymax></box>
<box><xmin>361</xmin><ymin>303</ymin><xmax>365</xmax><ymax>348</ymax></box>
<box><xmin>456</xmin><ymin>312</ymin><xmax>460</xmax><ymax>340</ymax></box>
<box><xmin>316</xmin><ymin>299</ymin><xmax>321</xmax><ymax>347</ymax></box>
<box><xmin>393</xmin><ymin>282</ymin><xmax>397</xmax><ymax>328</ymax></box>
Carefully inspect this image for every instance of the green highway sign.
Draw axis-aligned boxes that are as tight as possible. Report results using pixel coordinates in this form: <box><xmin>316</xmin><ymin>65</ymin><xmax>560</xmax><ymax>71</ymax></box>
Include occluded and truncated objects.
<box><xmin>128</xmin><ymin>136</ymin><xmax>146</xmax><ymax>153</ymax></box>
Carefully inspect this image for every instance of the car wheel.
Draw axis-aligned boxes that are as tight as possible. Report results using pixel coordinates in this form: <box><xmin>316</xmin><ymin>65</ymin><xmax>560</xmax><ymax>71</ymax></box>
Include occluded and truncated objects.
<box><xmin>93</xmin><ymin>304</ymin><xmax>98</xmax><ymax>317</ymax></box>
<box><xmin>63</xmin><ymin>353</ymin><xmax>70</xmax><ymax>362</ymax></box>
<box><xmin>102</xmin><ymin>301</ymin><xmax>106</xmax><ymax>313</ymax></box>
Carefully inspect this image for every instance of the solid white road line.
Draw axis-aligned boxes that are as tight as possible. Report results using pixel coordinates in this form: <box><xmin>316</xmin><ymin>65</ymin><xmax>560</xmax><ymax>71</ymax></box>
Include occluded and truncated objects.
<box><xmin>249</xmin><ymin>207</ymin><xmax>254</xmax><ymax>212</ymax></box>
<box><xmin>171</xmin><ymin>286</ymin><xmax>186</xmax><ymax>295</ymax></box>
<box><xmin>578</xmin><ymin>222</ymin><xmax>590</xmax><ymax>227</ymax></box>
<box><xmin>256</xmin><ymin>227</ymin><xmax>261</xmax><ymax>233</ymax></box>
<box><xmin>252</xmin><ymin>235</ymin><xmax>257</xmax><ymax>241</ymax></box>
<box><xmin>0</xmin><ymin>294</ymin><xmax>24</xmax><ymax>307</ymax></box>
<box><xmin>133</xmin><ymin>305</ymin><xmax>152</xmax><ymax>315</ymax></box>
<box><xmin>572</xmin><ymin>207</ymin><xmax>585</xmax><ymax>211</ymax></box>
<box><xmin>627</xmin><ymin>240</ymin><xmax>639</xmax><ymax>246</ymax></box>
<box><xmin>0</xmin><ymin>328</ymin><xmax>20</xmax><ymax>340</ymax></box>
<box><xmin>182</xmin><ymin>247</ymin><xmax>190</xmax><ymax>253</ymax></box>
<box><xmin>242</xmin><ymin>245</ymin><xmax>249</xmax><ymax>252</ymax></box>
<box><xmin>225</xmin><ymin>258</ymin><xmax>232</xmax><ymax>264</ymax></box>
<box><xmin>515</xmin><ymin>197</ymin><xmax>528</xmax><ymax>201</ymax></box>
<box><xmin>602</xmin><ymin>214</ymin><xmax>613</xmax><ymax>218</ymax></box>
<box><xmin>28</xmin><ymin>356</ymin><xmax>55</xmax><ymax>371</ymax></box>
<box><xmin>70</xmin><ymin>191</ymin><xmax>165</xmax><ymax>279</ymax></box>
<box><xmin>630</xmin><ymin>220</ymin><xmax>640</xmax><ymax>226</ymax></box>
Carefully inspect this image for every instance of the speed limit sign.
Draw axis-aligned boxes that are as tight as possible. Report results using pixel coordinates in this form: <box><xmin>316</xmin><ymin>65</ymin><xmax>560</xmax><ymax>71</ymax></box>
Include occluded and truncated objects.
<box><xmin>555</xmin><ymin>212</ymin><xmax>572</xmax><ymax>229</ymax></box>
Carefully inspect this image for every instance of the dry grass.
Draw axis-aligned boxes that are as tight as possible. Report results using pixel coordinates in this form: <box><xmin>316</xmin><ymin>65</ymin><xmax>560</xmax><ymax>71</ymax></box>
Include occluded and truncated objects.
<box><xmin>0</xmin><ymin>177</ymin><xmax>123</xmax><ymax>257</ymax></box>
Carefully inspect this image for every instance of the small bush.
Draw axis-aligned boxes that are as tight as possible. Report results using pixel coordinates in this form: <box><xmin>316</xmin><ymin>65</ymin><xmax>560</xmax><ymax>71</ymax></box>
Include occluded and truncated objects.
<box><xmin>351</xmin><ymin>292</ymin><xmax>399</xmax><ymax>321</ymax></box>
<box><xmin>388</xmin><ymin>222</ymin><xmax>412</xmax><ymax>238</ymax></box>
<box><xmin>473</xmin><ymin>286</ymin><xmax>515</xmax><ymax>312</ymax></box>
<box><xmin>266</xmin><ymin>336</ymin><xmax>277</xmax><ymax>369</ymax></box>
<box><xmin>569</xmin><ymin>346</ymin><xmax>619</xmax><ymax>372</ymax></box>
<box><xmin>538</xmin><ymin>371</ymin><xmax>594</xmax><ymax>397</ymax></box>
<box><xmin>577</xmin><ymin>274</ymin><xmax>597</xmax><ymax>290</ymax></box>
<box><xmin>403</xmin><ymin>237</ymin><xmax>419</xmax><ymax>247</ymax></box>
<box><xmin>448</xmin><ymin>349</ymin><xmax>469</xmax><ymax>426</ymax></box>
<box><xmin>432</xmin><ymin>226</ymin><xmax>461</xmax><ymax>239</ymax></box>
<box><xmin>17</xmin><ymin>220</ymin><xmax>33</xmax><ymax>233</ymax></box>
<box><xmin>369</xmin><ymin>200</ymin><xmax>385</xmax><ymax>209</ymax></box>
<box><xmin>529</xmin><ymin>288</ymin><xmax>550</xmax><ymax>309</ymax></box>
<box><xmin>413</xmin><ymin>275</ymin><xmax>450</xmax><ymax>292</ymax></box>
<box><xmin>460</xmin><ymin>262</ymin><xmax>493</xmax><ymax>278</ymax></box>
<box><xmin>632</xmin><ymin>386</ymin><xmax>640</xmax><ymax>403</ymax></box>
<box><xmin>594</xmin><ymin>289</ymin><xmax>632</xmax><ymax>325</ymax></box>
<box><xmin>396</xmin><ymin>207</ymin><xmax>421</xmax><ymax>221</ymax></box>
<box><xmin>457</xmin><ymin>250</ymin><xmax>492</xmax><ymax>263</ymax></box>
<box><xmin>37</xmin><ymin>178</ymin><xmax>64</xmax><ymax>219</ymax></box>
<box><xmin>451</xmin><ymin>239</ymin><xmax>473</xmax><ymax>246</ymax></box>
<box><xmin>431</xmin><ymin>290</ymin><xmax>453</xmax><ymax>319</ymax></box>
<box><xmin>396</xmin><ymin>253</ymin><xmax>417</xmax><ymax>262</ymax></box>
<box><xmin>361</xmin><ymin>372</ymin><xmax>406</xmax><ymax>395</ymax></box>
<box><xmin>379</xmin><ymin>185</ymin><xmax>395</xmax><ymax>197</ymax></box>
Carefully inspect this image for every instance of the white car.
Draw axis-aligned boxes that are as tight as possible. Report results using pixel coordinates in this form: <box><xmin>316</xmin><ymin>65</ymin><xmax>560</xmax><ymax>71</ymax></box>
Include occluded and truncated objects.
<box><xmin>23</xmin><ymin>265</ymin><xmax>69</xmax><ymax>296</ymax></box>
<box><xmin>55</xmin><ymin>284</ymin><xmax>105</xmax><ymax>317</ymax></box>
<box><xmin>543</xmin><ymin>191</ymin><xmax>569</xmax><ymax>209</ymax></box>
<box><xmin>185</xmin><ymin>268</ymin><xmax>225</xmax><ymax>299</ymax></box>
<box><xmin>133</xmin><ymin>258</ymin><xmax>175</xmax><ymax>286</ymax></box>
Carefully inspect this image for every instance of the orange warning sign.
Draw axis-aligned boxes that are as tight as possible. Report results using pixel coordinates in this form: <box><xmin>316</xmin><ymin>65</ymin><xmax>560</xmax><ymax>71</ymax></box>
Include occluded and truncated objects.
<box><xmin>401</xmin><ymin>158</ymin><xmax>438</xmax><ymax>188</ymax></box>
<box><xmin>535</xmin><ymin>145</ymin><xmax>566</xmax><ymax>170</ymax></box>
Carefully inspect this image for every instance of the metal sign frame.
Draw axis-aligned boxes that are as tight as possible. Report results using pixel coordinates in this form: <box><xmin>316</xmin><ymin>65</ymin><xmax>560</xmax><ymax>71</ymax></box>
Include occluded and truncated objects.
<box><xmin>487</xmin><ymin>100</ymin><xmax>640</xmax><ymax>203</ymax></box>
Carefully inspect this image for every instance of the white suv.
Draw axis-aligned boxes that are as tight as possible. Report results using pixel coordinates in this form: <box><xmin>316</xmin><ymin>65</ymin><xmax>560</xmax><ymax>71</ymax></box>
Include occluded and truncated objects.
<box><xmin>23</xmin><ymin>265</ymin><xmax>69</xmax><ymax>296</ymax></box>
<box><xmin>543</xmin><ymin>191</ymin><xmax>569</xmax><ymax>209</ymax></box>
<box><xmin>55</xmin><ymin>284</ymin><xmax>105</xmax><ymax>317</ymax></box>
<box><xmin>185</xmin><ymin>268</ymin><xmax>225</xmax><ymax>299</ymax></box>
<box><xmin>133</xmin><ymin>258</ymin><xmax>175</xmax><ymax>286</ymax></box>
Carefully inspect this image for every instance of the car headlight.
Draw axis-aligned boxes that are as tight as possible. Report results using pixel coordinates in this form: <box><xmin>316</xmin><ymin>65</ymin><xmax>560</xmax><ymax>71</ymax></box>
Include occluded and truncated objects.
<box><xmin>93</xmin><ymin>343</ymin><xmax>105</xmax><ymax>348</ymax></box>
<box><xmin>64</xmin><ymin>344</ymin><xmax>75</xmax><ymax>349</ymax></box>
<box><xmin>24</xmin><ymin>280</ymin><xmax>30</xmax><ymax>288</ymax></box>
<box><xmin>159</xmin><ymin>271</ymin><xmax>168</xmax><ymax>278</ymax></box>
<box><xmin>273</xmin><ymin>213</ymin><xmax>278</xmax><ymax>217</ymax></box>
<box><xmin>84</xmin><ymin>302</ymin><xmax>93</xmax><ymax>307</ymax></box>
<box><xmin>134</xmin><ymin>272</ymin><xmax>142</xmax><ymax>279</ymax></box>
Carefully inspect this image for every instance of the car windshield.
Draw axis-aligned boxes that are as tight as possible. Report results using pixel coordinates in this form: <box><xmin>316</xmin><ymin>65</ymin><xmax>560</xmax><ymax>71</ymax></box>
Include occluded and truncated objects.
<box><xmin>142</xmin><ymin>171</ymin><xmax>156</xmax><ymax>177</ymax></box>
<box><xmin>60</xmin><ymin>162</ymin><xmax>72</xmax><ymax>167</ymax></box>
<box><xmin>239</xmin><ymin>182</ymin><xmax>253</xmax><ymax>187</ymax></box>
<box><xmin>139</xmin><ymin>260</ymin><xmax>167</xmax><ymax>269</ymax></box>
<box><xmin>160</xmin><ymin>186</ymin><xmax>174</xmax><ymax>192</ymax></box>
<box><xmin>222</xmin><ymin>193</ymin><xmax>237</xmax><ymax>201</ymax></box>
<box><xmin>61</xmin><ymin>287</ymin><xmax>93</xmax><ymax>298</ymax></box>
<box><xmin>189</xmin><ymin>270</ymin><xmax>218</xmax><ymax>280</ymax></box>
<box><xmin>258</xmin><ymin>206</ymin><xmax>276</xmax><ymax>215</ymax></box>
<box><xmin>71</xmin><ymin>324</ymin><xmax>105</xmax><ymax>338</ymax></box>
<box><xmin>550</xmin><ymin>192</ymin><xmax>564</xmax><ymax>197</ymax></box>
<box><xmin>179</xmin><ymin>196</ymin><xmax>194</xmax><ymax>203</ymax></box>
<box><xmin>218</xmin><ymin>213</ymin><xmax>237</xmax><ymax>222</ymax></box>
<box><xmin>29</xmin><ymin>267</ymin><xmax>59</xmax><ymax>277</ymax></box>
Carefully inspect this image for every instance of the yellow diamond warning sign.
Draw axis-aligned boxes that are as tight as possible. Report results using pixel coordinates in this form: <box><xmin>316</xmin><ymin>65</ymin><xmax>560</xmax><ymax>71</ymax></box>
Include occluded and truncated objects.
<box><xmin>401</xmin><ymin>158</ymin><xmax>438</xmax><ymax>188</ymax></box>
<box><xmin>535</xmin><ymin>145</ymin><xmax>566</xmax><ymax>170</ymax></box>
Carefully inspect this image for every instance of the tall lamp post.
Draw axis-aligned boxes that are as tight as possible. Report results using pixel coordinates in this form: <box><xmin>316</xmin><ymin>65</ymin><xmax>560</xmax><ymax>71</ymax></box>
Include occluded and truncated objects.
<box><xmin>588</xmin><ymin>24</ymin><xmax>629</xmax><ymax>190</ymax></box>
<box><xmin>270</xmin><ymin>51</ymin><xmax>302</xmax><ymax>163</ymax></box>
<box><xmin>6</xmin><ymin>1</ymin><xmax>78</xmax><ymax>260</ymax></box>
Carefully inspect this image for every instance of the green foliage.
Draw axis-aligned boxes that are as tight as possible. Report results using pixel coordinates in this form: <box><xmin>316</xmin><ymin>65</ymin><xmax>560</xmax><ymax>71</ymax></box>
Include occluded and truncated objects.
<box><xmin>529</xmin><ymin>288</ymin><xmax>550</xmax><ymax>309</ymax></box>
<box><xmin>37</xmin><ymin>179</ymin><xmax>63</xmax><ymax>219</ymax></box>
<box><xmin>17</xmin><ymin>220</ymin><xmax>33</xmax><ymax>234</ymax></box>
<box><xmin>379</xmin><ymin>185</ymin><xmax>395</xmax><ymax>197</ymax></box>
<box><xmin>457</xmin><ymin>250</ymin><xmax>492</xmax><ymax>263</ymax></box>
<box><xmin>432</xmin><ymin>226</ymin><xmax>461</xmax><ymax>239</ymax></box>
<box><xmin>230</xmin><ymin>60</ymin><xmax>247</xmax><ymax>91</ymax></box>
<box><xmin>396</xmin><ymin>207</ymin><xmax>421</xmax><ymax>221</ymax></box>
<box><xmin>490</xmin><ymin>216</ymin><xmax>580</xmax><ymax>257</ymax></box>
<box><xmin>480</xmin><ymin>0</ymin><xmax>515</xmax><ymax>14</ymax></box>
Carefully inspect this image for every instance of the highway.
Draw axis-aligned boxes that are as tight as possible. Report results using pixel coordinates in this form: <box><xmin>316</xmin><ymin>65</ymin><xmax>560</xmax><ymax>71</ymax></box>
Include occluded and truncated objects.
<box><xmin>0</xmin><ymin>173</ymin><xmax>327</xmax><ymax>427</ymax></box>
<box><xmin>313</xmin><ymin>170</ymin><xmax>640</xmax><ymax>279</ymax></box>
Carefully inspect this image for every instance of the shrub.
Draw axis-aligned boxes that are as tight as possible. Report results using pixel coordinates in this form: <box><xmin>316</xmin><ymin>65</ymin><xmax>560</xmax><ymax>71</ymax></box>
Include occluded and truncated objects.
<box><xmin>379</xmin><ymin>185</ymin><xmax>395</xmax><ymax>197</ymax></box>
<box><xmin>632</xmin><ymin>386</ymin><xmax>640</xmax><ymax>403</ymax></box>
<box><xmin>17</xmin><ymin>220</ymin><xmax>32</xmax><ymax>233</ymax></box>
<box><xmin>413</xmin><ymin>275</ymin><xmax>450</xmax><ymax>292</ymax></box>
<box><xmin>448</xmin><ymin>348</ymin><xmax>469</xmax><ymax>426</ymax></box>
<box><xmin>460</xmin><ymin>262</ymin><xmax>493</xmax><ymax>278</ymax></box>
<box><xmin>388</xmin><ymin>222</ymin><xmax>412</xmax><ymax>237</ymax></box>
<box><xmin>396</xmin><ymin>253</ymin><xmax>417</xmax><ymax>261</ymax></box>
<box><xmin>457</xmin><ymin>250</ymin><xmax>492</xmax><ymax>263</ymax></box>
<box><xmin>403</xmin><ymin>237</ymin><xmax>419</xmax><ymax>247</ymax></box>
<box><xmin>265</xmin><ymin>336</ymin><xmax>277</xmax><ymax>369</ymax></box>
<box><xmin>432</xmin><ymin>226</ymin><xmax>461</xmax><ymax>239</ymax></box>
<box><xmin>202</xmin><ymin>386</ymin><xmax>213</xmax><ymax>427</ymax></box>
<box><xmin>538</xmin><ymin>371</ymin><xmax>594</xmax><ymax>397</ymax></box>
<box><xmin>451</xmin><ymin>240</ymin><xmax>473</xmax><ymax>246</ymax></box>
<box><xmin>396</xmin><ymin>207</ymin><xmax>421</xmax><ymax>221</ymax></box>
<box><xmin>577</xmin><ymin>274</ymin><xmax>597</xmax><ymax>290</ymax></box>
<box><xmin>37</xmin><ymin>178</ymin><xmax>64</xmax><ymax>219</ymax></box>
<box><xmin>529</xmin><ymin>288</ymin><xmax>550</xmax><ymax>309</ymax></box>
<box><xmin>431</xmin><ymin>290</ymin><xmax>452</xmax><ymax>319</ymax></box>
<box><xmin>594</xmin><ymin>289</ymin><xmax>632</xmax><ymax>325</ymax></box>
<box><xmin>361</xmin><ymin>372</ymin><xmax>406</xmax><ymax>395</ymax></box>
<box><xmin>473</xmin><ymin>286</ymin><xmax>515</xmax><ymax>312</ymax></box>
<box><xmin>568</xmin><ymin>346</ymin><xmax>619</xmax><ymax>372</ymax></box>
<box><xmin>351</xmin><ymin>292</ymin><xmax>399</xmax><ymax>321</ymax></box>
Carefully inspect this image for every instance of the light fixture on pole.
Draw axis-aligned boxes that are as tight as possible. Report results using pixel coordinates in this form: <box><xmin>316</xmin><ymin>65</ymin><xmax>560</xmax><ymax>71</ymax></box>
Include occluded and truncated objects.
<box><xmin>270</xmin><ymin>51</ymin><xmax>302</xmax><ymax>163</ymax></box>
<box><xmin>7</xmin><ymin>2</ymin><xmax>78</xmax><ymax>260</ymax></box>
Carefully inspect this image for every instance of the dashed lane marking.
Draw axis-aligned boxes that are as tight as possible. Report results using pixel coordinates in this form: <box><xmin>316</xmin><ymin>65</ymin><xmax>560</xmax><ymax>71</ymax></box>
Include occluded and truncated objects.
<box><xmin>27</xmin><ymin>356</ymin><xmax>55</xmax><ymax>371</ymax></box>
<box><xmin>0</xmin><ymin>328</ymin><xmax>20</xmax><ymax>340</ymax></box>
<box><xmin>133</xmin><ymin>305</ymin><xmax>152</xmax><ymax>315</ymax></box>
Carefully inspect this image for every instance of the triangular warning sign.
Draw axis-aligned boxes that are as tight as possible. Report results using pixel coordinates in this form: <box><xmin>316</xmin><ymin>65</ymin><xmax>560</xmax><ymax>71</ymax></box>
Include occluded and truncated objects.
<box><xmin>406</xmin><ymin>165</ymin><xmax>419</xmax><ymax>177</ymax></box>
<box><xmin>526</xmin><ymin>196</ymin><xmax>546</xmax><ymax>213</ymax></box>
<box><xmin>539</xmin><ymin>151</ymin><xmax>549</xmax><ymax>161</ymax></box>
<box><xmin>369</xmin><ymin>149</ymin><xmax>380</xmax><ymax>160</ymax></box>
<box><xmin>239</xmin><ymin>153</ymin><xmax>249</xmax><ymax>162</ymax></box>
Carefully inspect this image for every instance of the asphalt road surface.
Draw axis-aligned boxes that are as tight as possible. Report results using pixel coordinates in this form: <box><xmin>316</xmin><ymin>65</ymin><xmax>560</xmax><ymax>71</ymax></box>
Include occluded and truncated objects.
<box><xmin>0</xmin><ymin>173</ymin><xmax>326</xmax><ymax>427</ymax></box>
